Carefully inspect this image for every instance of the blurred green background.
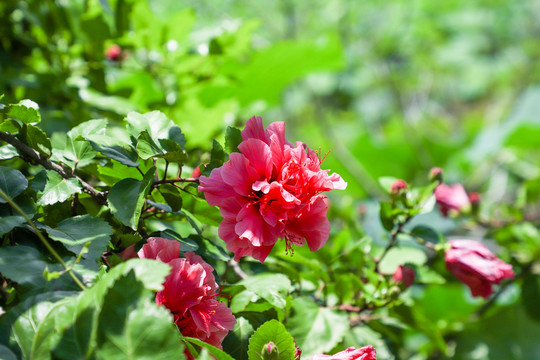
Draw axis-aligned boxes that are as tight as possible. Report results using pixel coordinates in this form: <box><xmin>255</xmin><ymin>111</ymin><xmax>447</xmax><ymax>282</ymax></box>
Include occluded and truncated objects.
<box><xmin>1</xmin><ymin>0</ymin><xmax>540</xmax><ymax>359</ymax></box>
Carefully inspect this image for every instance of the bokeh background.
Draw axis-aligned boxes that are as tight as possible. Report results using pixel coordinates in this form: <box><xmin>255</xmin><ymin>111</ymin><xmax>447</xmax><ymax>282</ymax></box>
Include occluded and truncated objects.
<box><xmin>2</xmin><ymin>0</ymin><xmax>540</xmax><ymax>359</ymax></box>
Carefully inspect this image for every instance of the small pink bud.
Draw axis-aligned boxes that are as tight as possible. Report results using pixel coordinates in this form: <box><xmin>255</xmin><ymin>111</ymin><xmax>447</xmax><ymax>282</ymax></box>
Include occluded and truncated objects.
<box><xmin>390</xmin><ymin>179</ymin><xmax>407</xmax><ymax>195</ymax></box>
<box><xmin>261</xmin><ymin>342</ymin><xmax>279</xmax><ymax>360</ymax></box>
<box><xmin>429</xmin><ymin>167</ymin><xmax>443</xmax><ymax>182</ymax></box>
<box><xmin>105</xmin><ymin>44</ymin><xmax>123</xmax><ymax>61</ymax></box>
<box><xmin>468</xmin><ymin>192</ymin><xmax>481</xmax><ymax>205</ymax></box>
<box><xmin>393</xmin><ymin>265</ymin><xmax>415</xmax><ymax>288</ymax></box>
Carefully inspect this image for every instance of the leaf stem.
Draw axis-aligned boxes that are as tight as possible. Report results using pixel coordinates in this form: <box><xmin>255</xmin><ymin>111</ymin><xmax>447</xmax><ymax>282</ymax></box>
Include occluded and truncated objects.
<box><xmin>0</xmin><ymin>188</ymin><xmax>86</xmax><ymax>290</ymax></box>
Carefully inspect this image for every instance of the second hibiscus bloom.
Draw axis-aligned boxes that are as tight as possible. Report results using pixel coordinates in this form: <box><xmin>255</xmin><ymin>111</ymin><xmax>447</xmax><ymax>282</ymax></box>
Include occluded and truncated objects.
<box><xmin>199</xmin><ymin>116</ymin><xmax>346</xmax><ymax>262</ymax></box>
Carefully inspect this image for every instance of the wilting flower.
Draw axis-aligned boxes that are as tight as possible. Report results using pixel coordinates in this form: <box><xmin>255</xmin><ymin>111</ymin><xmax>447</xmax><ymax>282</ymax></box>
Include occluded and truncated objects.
<box><xmin>445</xmin><ymin>240</ymin><xmax>514</xmax><ymax>299</ymax></box>
<box><xmin>137</xmin><ymin>238</ymin><xmax>236</xmax><ymax>351</ymax></box>
<box><xmin>434</xmin><ymin>183</ymin><xmax>471</xmax><ymax>216</ymax></box>
<box><xmin>199</xmin><ymin>116</ymin><xmax>346</xmax><ymax>262</ymax></box>
<box><xmin>309</xmin><ymin>346</ymin><xmax>377</xmax><ymax>360</ymax></box>
<box><xmin>392</xmin><ymin>265</ymin><xmax>415</xmax><ymax>288</ymax></box>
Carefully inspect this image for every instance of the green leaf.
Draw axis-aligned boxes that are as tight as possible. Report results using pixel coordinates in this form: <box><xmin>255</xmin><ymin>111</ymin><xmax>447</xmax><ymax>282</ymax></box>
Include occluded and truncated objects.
<box><xmin>158</xmin><ymin>184</ymin><xmax>183</xmax><ymax>212</ymax></box>
<box><xmin>39</xmin><ymin>215</ymin><xmax>113</xmax><ymax>270</ymax></box>
<box><xmin>48</xmin><ymin>260</ymin><xmax>171</xmax><ymax>359</ymax></box>
<box><xmin>225</xmin><ymin>126</ymin><xmax>243</xmax><ymax>154</ymax></box>
<box><xmin>378</xmin><ymin>246</ymin><xmax>427</xmax><ymax>274</ymax></box>
<box><xmin>7</xmin><ymin>99</ymin><xmax>41</xmax><ymax>124</ymax></box>
<box><xmin>136</xmin><ymin>130</ymin><xmax>163</xmax><ymax>159</ymax></box>
<box><xmin>522</xmin><ymin>272</ymin><xmax>540</xmax><ymax>322</ymax></box>
<box><xmin>108</xmin><ymin>167</ymin><xmax>155</xmax><ymax>229</ymax></box>
<box><xmin>0</xmin><ymin>166</ymin><xmax>28</xmax><ymax>203</ymax></box>
<box><xmin>379</xmin><ymin>201</ymin><xmax>394</xmax><ymax>231</ymax></box>
<box><xmin>0</xmin><ymin>215</ymin><xmax>25</xmax><ymax>236</ymax></box>
<box><xmin>410</xmin><ymin>225</ymin><xmax>439</xmax><ymax>244</ymax></box>
<box><xmin>0</xmin><ymin>119</ymin><xmax>21</xmax><ymax>133</ymax></box>
<box><xmin>90</xmin><ymin>140</ymin><xmax>140</xmax><ymax>167</ymax></box>
<box><xmin>0</xmin><ymin>144</ymin><xmax>19</xmax><ymax>160</ymax></box>
<box><xmin>0</xmin><ymin>345</ymin><xmax>17</xmax><ymax>360</ymax></box>
<box><xmin>183</xmin><ymin>337</ymin><xmax>235</xmax><ymax>360</ymax></box>
<box><xmin>37</xmin><ymin>171</ymin><xmax>82</xmax><ymax>206</ymax></box>
<box><xmin>223</xmin><ymin>317</ymin><xmax>254</xmax><ymax>360</ymax></box>
<box><xmin>20</xmin><ymin>124</ymin><xmax>52</xmax><ymax>157</ymax></box>
<box><xmin>288</xmin><ymin>297</ymin><xmax>349</xmax><ymax>358</ymax></box>
<box><xmin>0</xmin><ymin>246</ymin><xmax>63</xmax><ymax>290</ymax></box>
<box><xmin>247</xmin><ymin>320</ymin><xmax>296</xmax><ymax>360</ymax></box>
<box><xmin>237</xmin><ymin>274</ymin><xmax>292</xmax><ymax>311</ymax></box>
<box><xmin>95</xmin><ymin>271</ymin><xmax>184</xmax><ymax>360</ymax></box>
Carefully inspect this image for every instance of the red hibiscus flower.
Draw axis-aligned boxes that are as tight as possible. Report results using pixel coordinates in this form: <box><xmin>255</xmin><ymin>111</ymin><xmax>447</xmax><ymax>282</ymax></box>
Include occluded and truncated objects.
<box><xmin>309</xmin><ymin>346</ymin><xmax>377</xmax><ymax>360</ymax></box>
<box><xmin>137</xmin><ymin>238</ymin><xmax>236</xmax><ymax>352</ymax></box>
<box><xmin>199</xmin><ymin>116</ymin><xmax>346</xmax><ymax>262</ymax></box>
<box><xmin>434</xmin><ymin>183</ymin><xmax>471</xmax><ymax>216</ymax></box>
<box><xmin>445</xmin><ymin>240</ymin><xmax>514</xmax><ymax>298</ymax></box>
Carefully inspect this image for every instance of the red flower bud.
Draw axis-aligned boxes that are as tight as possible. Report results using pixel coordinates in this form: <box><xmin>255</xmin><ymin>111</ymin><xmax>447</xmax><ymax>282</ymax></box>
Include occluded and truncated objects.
<box><xmin>392</xmin><ymin>265</ymin><xmax>415</xmax><ymax>288</ymax></box>
<box><xmin>429</xmin><ymin>167</ymin><xmax>443</xmax><ymax>182</ymax></box>
<box><xmin>468</xmin><ymin>192</ymin><xmax>481</xmax><ymax>205</ymax></box>
<box><xmin>105</xmin><ymin>44</ymin><xmax>123</xmax><ymax>61</ymax></box>
<box><xmin>390</xmin><ymin>179</ymin><xmax>407</xmax><ymax>195</ymax></box>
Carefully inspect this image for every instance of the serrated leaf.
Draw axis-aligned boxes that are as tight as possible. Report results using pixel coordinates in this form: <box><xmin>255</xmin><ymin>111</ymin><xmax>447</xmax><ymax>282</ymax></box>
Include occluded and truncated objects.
<box><xmin>234</xmin><ymin>274</ymin><xmax>292</xmax><ymax>314</ymax></box>
<box><xmin>48</xmin><ymin>260</ymin><xmax>171</xmax><ymax>359</ymax></box>
<box><xmin>225</xmin><ymin>126</ymin><xmax>242</xmax><ymax>154</ymax></box>
<box><xmin>95</xmin><ymin>271</ymin><xmax>184</xmax><ymax>360</ymax></box>
<box><xmin>37</xmin><ymin>171</ymin><xmax>82</xmax><ymax>206</ymax></box>
<box><xmin>247</xmin><ymin>320</ymin><xmax>295</xmax><ymax>360</ymax></box>
<box><xmin>288</xmin><ymin>297</ymin><xmax>349</xmax><ymax>358</ymax></box>
<box><xmin>108</xmin><ymin>167</ymin><xmax>155</xmax><ymax>229</ymax></box>
<box><xmin>136</xmin><ymin>130</ymin><xmax>163</xmax><ymax>159</ymax></box>
<box><xmin>0</xmin><ymin>119</ymin><xmax>21</xmax><ymax>133</ymax></box>
<box><xmin>0</xmin><ymin>166</ymin><xmax>28</xmax><ymax>203</ymax></box>
<box><xmin>183</xmin><ymin>337</ymin><xmax>234</xmax><ymax>360</ymax></box>
<box><xmin>7</xmin><ymin>99</ymin><xmax>41</xmax><ymax>124</ymax></box>
<box><xmin>20</xmin><ymin>124</ymin><xmax>52</xmax><ymax>157</ymax></box>
<box><xmin>39</xmin><ymin>215</ymin><xmax>113</xmax><ymax>270</ymax></box>
<box><xmin>0</xmin><ymin>215</ymin><xmax>25</xmax><ymax>236</ymax></box>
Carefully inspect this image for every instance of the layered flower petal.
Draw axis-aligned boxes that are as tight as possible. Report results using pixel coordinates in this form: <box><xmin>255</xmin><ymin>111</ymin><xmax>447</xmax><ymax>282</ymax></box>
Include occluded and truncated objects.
<box><xmin>310</xmin><ymin>346</ymin><xmax>377</xmax><ymax>360</ymax></box>
<box><xmin>445</xmin><ymin>240</ymin><xmax>514</xmax><ymax>298</ymax></box>
<box><xmin>199</xmin><ymin>116</ymin><xmax>346</xmax><ymax>262</ymax></box>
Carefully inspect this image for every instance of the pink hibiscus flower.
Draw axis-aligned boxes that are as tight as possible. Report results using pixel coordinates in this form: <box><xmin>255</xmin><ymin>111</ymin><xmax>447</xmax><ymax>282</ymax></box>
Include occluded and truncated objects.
<box><xmin>309</xmin><ymin>346</ymin><xmax>377</xmax><ymax>360</ymax></box>
<box><xmin>137</xmin><ymin>238</ymin><xmax>236</xmax><ymax>352</ymax></box>
<box><xmin>199</xmin><ymin>116</ymin><xmax>346</xmax><ymax>262</ymax></box>
<box><xmin>445</xmin><ymin>240</ymin><xmax>514</xmax><ymax>298</ymax></box>
<box><xmin>434</xmin><ymin>183</ymin><xmax>471</xmax><ymax>216</ymax></box>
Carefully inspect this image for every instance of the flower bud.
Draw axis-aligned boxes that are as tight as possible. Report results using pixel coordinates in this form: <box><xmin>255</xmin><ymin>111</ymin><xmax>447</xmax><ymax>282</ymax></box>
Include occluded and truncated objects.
<box><xmin>429</xmin><ymin>167</ymin><xmax>443</xmax><ymax>183</ymax></box>
<box><xmin>389</xmin><ymin>179</ymin><xmax>407</xmax><ymax>196</ymax></box>
<box><xmin>392</xmin><ymin>265</ymin><xmax>415</xmax><ymax>288</ymax></box>
<box><xmin>294</xmin><ymin>341</ymin><xmax>302</xmax><ymax>360</ymax></box>
<box><xmin>261</xmin><ymin>342</ymin><xmax>279</xmax><ymax>360</ymax></box>
<box><xmin>105</xmin><ymin>44</ymin><xmax>123</xmax><ymax>61</ymax></box>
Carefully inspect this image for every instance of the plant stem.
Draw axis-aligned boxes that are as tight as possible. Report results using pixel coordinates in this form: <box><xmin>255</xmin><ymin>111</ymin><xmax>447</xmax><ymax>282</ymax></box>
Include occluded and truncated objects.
<box><xmin>0</xmin><ymin>188</ymin><xmax>86</xmax><ymax>290</ymax></box>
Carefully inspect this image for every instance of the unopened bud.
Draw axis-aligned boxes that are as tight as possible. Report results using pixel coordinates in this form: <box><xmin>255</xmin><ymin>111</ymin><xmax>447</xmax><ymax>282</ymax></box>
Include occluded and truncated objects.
<box><xmin>468</xmin><ymin>192</ymin><xmax>480</xmax><ymax>205</ymax></box>
<box><xmin>429</xmin><ymin>167</ymin><xmax>443</xmax><ymax>183</ymax></box>
<box><xmin>390</xmin><ymin>179</ymin><xmax>407</xmax><ymax>195</ymax></box>
<box><xmin>392</xmin><ymin>265</ymin><xmax>415</xmax><ymax>288</ymax></box>
<box><xmin>105</xmin><ymin>44</ymin><xmax>123</xmax><ymax>61</ymax></box>
<box><xmin>261</xmin><ymin>342</ymin><xmax>279</xmax><ymax>360</ymax></box>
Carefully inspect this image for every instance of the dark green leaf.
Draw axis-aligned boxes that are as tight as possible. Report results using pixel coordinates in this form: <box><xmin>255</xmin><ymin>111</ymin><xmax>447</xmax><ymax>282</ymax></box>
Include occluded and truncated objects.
<box><xmin>108</xmin><ymin>167</ymin><xmax>155</xmax><ymax>229</ymax></box>
<box><xmin>410</xmin><ymin>225</ymin><xmax>439</xmax><ymax>244</ymax></box>
<box><xmin>37</xmin><ymin>171</ymin><xmax>82</xmax><ymax>206</ymax></box>
<box><xmin>247</xmin><ymin>320</ymin><xmax>296</xmax><ymax>360</ymax></box>
<box><xmin>379</xmin><ymin>201</ymin><xmax>394</xmax><ymax>231</ymax></box>
<box><xmin>0</xmin><ymin>345</ymin><xmax>17</xmax><ymax>360</ymax></box>
<box><xmin>225</xmin><ymin>126</ymin><xmax>242</xmax><ymax>154</ymax></box>
<box><xmin>522</xmin><ymin>272</ymin><xmax>540</xmax><ymax>322</ymax></box>
<box><xmin>223</xmin><ymin>317</ymin><xmax>254</xmax><ymax>360</ymax></box>
<box><xmin>0</xmin><ymin>145</ymin><xmax>18</xmax><ymax>160</ymax></box>
<box><xmin>0</xmin><ymin>216</ymin><xmax>25</xmax><ymax>236</ymax></box>
<box><xmin>0</xmin><ymin>167</ymin><xmax>28</xmax><ymax>203</ymax></box>
<box><xmin>90</xmin><ymin>140</ymin><xmax>140</xmax><ymax>167</ymax></box>
<box><xmin>158</xmin><ymin>184</ymin><xmax>183</xmax><ymax>212</ymax></box>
